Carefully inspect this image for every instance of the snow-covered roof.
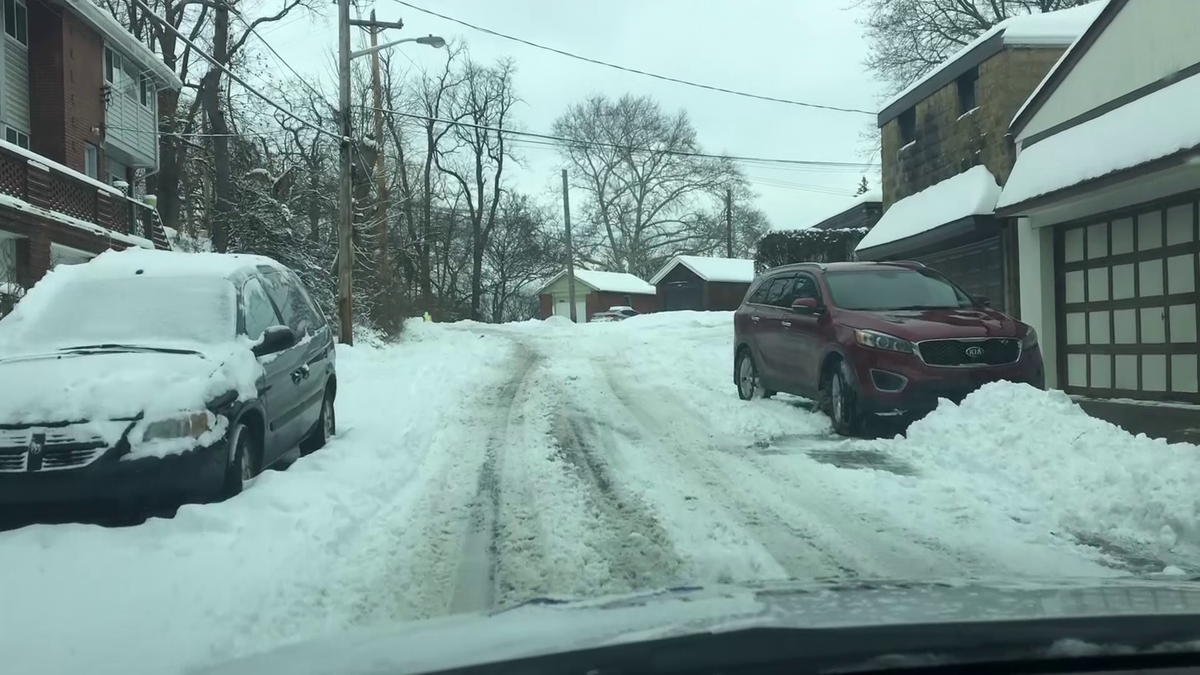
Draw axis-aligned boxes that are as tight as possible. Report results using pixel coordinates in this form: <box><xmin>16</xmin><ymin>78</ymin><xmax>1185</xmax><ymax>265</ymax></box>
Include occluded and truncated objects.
<box><xmin>879</xmin><ymin>3</ymin><xmax>1103</xmax><ymax>122</ymax></box>
<box><xmin>770</xmin><ymin>188</ymin><xmax>882</xmax><ymax>233</ymax></box>
<box><xmin>59</xmin><ymin>0</ymin><xmax>183</xmax><ymax>90</ymax></box>
<box><xmin>65</xmin><ymin>248</ymin><xmax>283</xmax><ymax>280</ymax></box>
<box><xmin>649</xmin><ymin>256</ymin><xmax>755</xmax><ymax>285</ymax></box>
<box><xmin>856</xmin><ymin>165</ymin><xmax>1001</xmax><ymax>252</ymax></box>
<box><xmin>537</xmin><ymin>269</ymin><xmax>656</xmax><ymax>296</ymax></box>
<box><xmin>998</xmin><ymin>71</ymin><xmax>1200</xmax><ymax>211</ymax></box>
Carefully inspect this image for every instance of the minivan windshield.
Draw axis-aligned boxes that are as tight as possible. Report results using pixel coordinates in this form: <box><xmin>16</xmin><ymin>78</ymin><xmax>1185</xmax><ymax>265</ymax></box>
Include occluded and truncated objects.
<box><xmin>0</xmin><ymin>275</ymin><xmax>237</xmax><ymax>350</ymax></box>
<box><xmin>824</xmin><ymin>268</ymin><xmax>977</xmax><ymax>311</ymax></box>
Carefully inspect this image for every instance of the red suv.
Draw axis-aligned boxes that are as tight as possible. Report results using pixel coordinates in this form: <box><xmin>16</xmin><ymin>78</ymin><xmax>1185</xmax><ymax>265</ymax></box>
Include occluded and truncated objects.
<box><xmin>733</xmin><ymin>261</ymin><xmax>1043</xmax><ymax>435</ymax></box>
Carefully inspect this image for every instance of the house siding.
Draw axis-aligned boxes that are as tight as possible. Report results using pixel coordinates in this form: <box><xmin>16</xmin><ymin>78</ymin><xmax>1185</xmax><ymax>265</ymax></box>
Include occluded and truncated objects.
<box><xmin>881</xmin><ymin>48</ymin><xmax>1064</xmax><ymax>209</ymax></box>
<box><xmin>1020</xmin><ymin>0</ymin><xmax>1200</xmax><ymax>141</ymax></box>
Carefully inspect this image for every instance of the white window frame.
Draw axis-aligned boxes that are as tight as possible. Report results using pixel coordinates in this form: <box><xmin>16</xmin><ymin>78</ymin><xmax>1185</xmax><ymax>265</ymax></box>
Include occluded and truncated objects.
<box><xmin>4</xmin><ymin>0</ymin><xmax>27</xmax><ymax>48</ymax></box>
<box><xmin>84</xmin><ymin>143</ymin><xmax>99</xmax><ymax>179</ymax></box>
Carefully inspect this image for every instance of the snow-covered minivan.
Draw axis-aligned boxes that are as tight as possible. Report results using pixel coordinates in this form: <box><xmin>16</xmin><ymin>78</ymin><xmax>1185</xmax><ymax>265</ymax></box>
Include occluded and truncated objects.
<box><xmin>0</xmin><ymin>249</ymin><xmax>337</xmax><ymax>510</ymax></box>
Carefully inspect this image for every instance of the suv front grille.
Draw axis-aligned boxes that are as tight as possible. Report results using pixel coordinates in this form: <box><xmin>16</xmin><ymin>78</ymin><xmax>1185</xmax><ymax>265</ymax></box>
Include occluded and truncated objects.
<box><xmin>0</xmin><ymin>426</ymin><xmax>112</xmax><ymax>473</ymax></box>
<box><xmin>918</xmin><ymin>338</ymin><xmax>1020</xmax><ymax>367</ymax></box>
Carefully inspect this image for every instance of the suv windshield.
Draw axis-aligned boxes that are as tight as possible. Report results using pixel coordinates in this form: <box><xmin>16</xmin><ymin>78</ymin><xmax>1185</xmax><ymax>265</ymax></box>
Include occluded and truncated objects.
<box><xmin>0</xmin><ymin>275</ymin><xmax>237</xmax><ymax>350</ymax></box>
<box><xmin>824</xmin><ymin>268</ymin><xmax>976</xmax><ymax>311</ymax></box>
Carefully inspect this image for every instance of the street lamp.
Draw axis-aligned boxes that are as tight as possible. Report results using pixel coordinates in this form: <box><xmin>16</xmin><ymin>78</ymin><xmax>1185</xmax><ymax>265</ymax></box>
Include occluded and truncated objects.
<box><xmin>350</xmin><ymin>35</ymin><xmax>446</xmax><ymax>60</ymax></box>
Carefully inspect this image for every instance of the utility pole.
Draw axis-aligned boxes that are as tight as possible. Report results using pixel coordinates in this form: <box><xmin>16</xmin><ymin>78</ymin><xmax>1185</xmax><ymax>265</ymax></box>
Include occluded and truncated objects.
<box><xmin>368</xmin><ymin>9</ymin><xmax>390</xmax><ymax>292</ymax></box>
<box><xmin>725</xmin><ymin>186</ymin><xmax>733</xmax><ymax>258</ymax></box>
<box><xmin>562</xmin><ymin>169</ymin><xmax>578</xmax><ymax>324</ymax></box>
<box><xmin>336</xmin><ymin>0</ymin><xmax>354</xmax><ymax>345</ymax></box>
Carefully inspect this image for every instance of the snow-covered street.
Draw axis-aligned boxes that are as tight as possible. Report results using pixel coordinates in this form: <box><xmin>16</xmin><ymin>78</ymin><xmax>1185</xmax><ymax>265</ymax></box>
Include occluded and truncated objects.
<box><xmin>3</xmin><ymin>312</ymin><xmax>1199</xmax><ymax>675</ymax></box>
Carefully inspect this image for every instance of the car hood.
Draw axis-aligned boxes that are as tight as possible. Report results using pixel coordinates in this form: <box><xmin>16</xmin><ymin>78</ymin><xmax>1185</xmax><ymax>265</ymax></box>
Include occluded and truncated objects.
<box><xmin>197</xmin><ymin>576</ymin><xmax>1200</xmax><ymax>675</ymax></box>
<box><xmin>0</xmin><ymin>348</ymin><xmax>255</xmax><ymax>424</ymax></box>
<box><xmin>838</xmin><ymin>307</ymin><xmax>1019</xmax><ymax>341</ymax></box>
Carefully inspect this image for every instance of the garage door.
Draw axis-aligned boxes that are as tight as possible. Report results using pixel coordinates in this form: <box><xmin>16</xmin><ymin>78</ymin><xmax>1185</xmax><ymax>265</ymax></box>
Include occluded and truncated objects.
<box><xmin>662</xmin><ymin>279</ymin><xmax>702</xmax><ymax>311</ymax></box>
<box><xmin>914</xmin><ymin>237</ymin><xmax>1004</xmax><ymax>311</ymax></box>
<box><xmin>554</xmin><ymin>296</ymin><xmax>588</xmax><ymax>323</ymax></box>
<box><xmin>1058</xmin><ymin>199</ymin><xmax>1200</xmax><ymax>402</ymax></box>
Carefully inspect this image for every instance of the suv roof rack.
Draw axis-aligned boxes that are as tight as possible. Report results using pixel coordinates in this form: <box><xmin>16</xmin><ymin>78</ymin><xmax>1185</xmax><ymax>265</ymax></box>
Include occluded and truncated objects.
<box><xmin>876</xmin><ymin>260</ymin><xmax>926</xmax><ymax>268</ymax></box>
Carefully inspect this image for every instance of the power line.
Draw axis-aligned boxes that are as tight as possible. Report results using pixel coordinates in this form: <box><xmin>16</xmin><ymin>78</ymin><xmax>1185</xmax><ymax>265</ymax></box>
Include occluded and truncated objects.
<box><xmin>232</xmin><ymin>9</ymin><xmax>333</xmax><ymax>109</ymax></box>
<box><xmin>130</xmin><ymin>0</ymin><xmax>340</xmax><ymax>142</ymax></box>
<box><xmin>359</xmin><ymin>104</ymin><xmax>875</xmax><ymax>169</ymax></box>
<box><xmin>389</xmin><ymin>0</ymin><xmax>875</xmax><ymax>116</ymax></box>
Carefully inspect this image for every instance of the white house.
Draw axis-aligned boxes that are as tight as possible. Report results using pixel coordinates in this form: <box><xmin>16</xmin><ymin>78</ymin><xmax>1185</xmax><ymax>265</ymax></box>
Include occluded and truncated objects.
<box><xmin>997</xmin><ymin>0</ymin><xmax>1200</xmax><ymax>404</ymax></box>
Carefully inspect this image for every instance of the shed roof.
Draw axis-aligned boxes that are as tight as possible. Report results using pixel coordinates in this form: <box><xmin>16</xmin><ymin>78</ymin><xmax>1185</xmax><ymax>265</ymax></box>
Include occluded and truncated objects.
<box><xmin>856</xmin><ymin>165</ymin><xmax>1001</xmax><ymax>253</ymax></box>
<box><xmin>649</xmin><ymin>256</ymin><xmax>755</xmax><ymax>285</ymax></box>
<box><xmin>536</xmin><ymin>269</ymin><xmax>656</xmax><ymax>296</ymax></box>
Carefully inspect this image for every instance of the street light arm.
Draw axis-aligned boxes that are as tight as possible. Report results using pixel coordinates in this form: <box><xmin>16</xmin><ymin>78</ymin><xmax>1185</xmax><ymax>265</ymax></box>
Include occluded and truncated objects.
<box><xmin>350</xmin><ymin>35</ymin><xmax>445</xmax><ymax>60</ymax></box>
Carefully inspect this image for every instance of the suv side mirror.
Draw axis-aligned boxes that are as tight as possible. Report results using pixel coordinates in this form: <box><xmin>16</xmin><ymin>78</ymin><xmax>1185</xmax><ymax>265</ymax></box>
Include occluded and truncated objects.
<box><xmin>791</xmin><ymin>297</ymin><xmax>819</xmax><ymax>314</ymax></box>
<box><xmin>253</xmin><ymin>325</ymin><xmax>297</xmax><ymax>357</ymax></box>
<box><xmin>976</xmin><ymin>295</ymin><xmax>992</xmax><ymax>307</ymax></box>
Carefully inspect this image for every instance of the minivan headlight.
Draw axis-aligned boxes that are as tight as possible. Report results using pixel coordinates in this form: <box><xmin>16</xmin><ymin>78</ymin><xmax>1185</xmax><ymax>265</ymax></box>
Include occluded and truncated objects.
<box><xmin>142</xmin><ymin>411</ymin><xmax>214</xmax><ymax>441</ymax></box>
<box><xmin>855</xmin><ymin>329</ymin><xmax>915</xmax><ymax>354</ymax></box>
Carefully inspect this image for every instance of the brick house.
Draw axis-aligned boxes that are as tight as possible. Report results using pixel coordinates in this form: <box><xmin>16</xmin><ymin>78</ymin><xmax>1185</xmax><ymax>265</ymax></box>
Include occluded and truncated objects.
<box><xmin>855</xmin><ymin>4</ymin><xmax>1102</xmax><ymax>314</ymax></box>
<box><xmin>537</xmin><ymin>269</ymin><xmax>658</xmax><ymax>322</ymax></box>
<box><xmin>0</xmin><ymin>0</ymin><xmax>180</xmax><ymax>313</ymax></box>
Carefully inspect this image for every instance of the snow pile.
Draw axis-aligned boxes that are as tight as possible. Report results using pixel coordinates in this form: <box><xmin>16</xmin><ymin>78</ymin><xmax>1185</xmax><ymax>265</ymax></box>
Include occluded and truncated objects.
<box><xmin>856</xmin><ymin>165</ymin><xmax>1001</xmax><ymax>252</ymax></box>
<box><xmin>999</xmin><ymin>72</ymin><xmax>1200</xmax><ymax>209</ymax></box>
<box><xmin>881</xmin><ymin>381</ymin><xmax>1200</xmax><ymax>552</ymax></box>
<box><xmin>770</xmin><ymin>188</ymin><xmax>882</xmax><ymax>232</ymax></box>
<box><xmin>880</xmin><ymin>2</ymin><xmax>1104</xmax><ymax>113</ymax></box>
<box><xmin>650</xmin><ymin>256</ymin><xmax>755</xmax><ymax>284</ymax></box>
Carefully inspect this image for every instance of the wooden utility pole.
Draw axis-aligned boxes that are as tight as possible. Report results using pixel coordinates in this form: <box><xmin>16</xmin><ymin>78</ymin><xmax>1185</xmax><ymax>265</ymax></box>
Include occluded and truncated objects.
<box><xmin>369</xmin><ymin>10</ymin><xmax>390</xmax><ymax>290</ymax></box>
<box><xmin>336</xmin><ymin>0</ymin><xmax>354</xmax><ymax>345</ymax></box>
<box><xmin>562</xmin><ymin>169</ymin><xmax>578</xmax><ymax>323</ymax></box>
<box><xmin>725</xmin><ymin>186</ymin><xmax>733</xmax><ymax>258</ymax></box>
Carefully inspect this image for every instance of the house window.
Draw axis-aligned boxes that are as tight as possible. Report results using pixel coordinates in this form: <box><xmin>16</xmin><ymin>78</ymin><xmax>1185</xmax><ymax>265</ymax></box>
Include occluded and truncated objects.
<box><xmin>4</xmin><ymin>0</ymin><xmax>26</xmax><ymax>46</ymax></box>
<box><xmin>104</xmin><ymin>47</ymin><xmax>118</xmax><ymax>84</ymax></box>
<box><xmin>4</xmin><ymin>126</ymin><xmax>28</xmax><ymax>149</ymax></box>
<box><xmin>957</xmin><ymin>67</ymin><xmax>979</xmax><ymax>115</ymax></box>
<box><xmin>84</xmin><ymin>144</ymin><xmax>98</xmax><ymax>179</ymax></box>
<box><xmin>898</xmin><ymin>108</ymin><xmax>916</xmax><ymax>145</ymax></box>
<box><xmin>140</xmin><ymin>75</ymin><xmax>150</xmax><ymax>106</ymax></box>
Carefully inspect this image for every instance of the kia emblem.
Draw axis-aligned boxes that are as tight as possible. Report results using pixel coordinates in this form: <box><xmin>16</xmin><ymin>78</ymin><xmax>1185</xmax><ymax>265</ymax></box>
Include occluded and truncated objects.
<box><xmin>965</xmin><ymin>346</ymin><xmax>985</xmax><ymax>358</ymax></box>
<box><xmin>28</xmin><ymin>438</ymin><xmax>42</xmax><ymax>456</ymax></box>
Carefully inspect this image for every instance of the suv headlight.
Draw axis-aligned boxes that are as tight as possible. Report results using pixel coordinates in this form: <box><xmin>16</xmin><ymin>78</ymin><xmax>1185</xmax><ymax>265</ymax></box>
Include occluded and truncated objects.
<box><xmin>854</xmin><ymin>329</ymin><xmax>915</xmax><ymax>354</ymax></box>
<box><xmin>142</xmin><ymin>411</ymin><xmax>214</xmax><ymax>441</ymax></box>
<box><xmin>1021</xmin><ymin>325</ymin><xmax>1038</xmax><ymax>348</ymax></box>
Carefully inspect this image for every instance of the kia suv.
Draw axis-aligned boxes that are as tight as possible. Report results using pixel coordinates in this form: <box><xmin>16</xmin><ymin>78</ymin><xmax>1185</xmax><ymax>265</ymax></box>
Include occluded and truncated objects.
<box><xmin>733</xmin><ymin>261</ymin><xmax>1043</xmax><ymax>435</ymax></box>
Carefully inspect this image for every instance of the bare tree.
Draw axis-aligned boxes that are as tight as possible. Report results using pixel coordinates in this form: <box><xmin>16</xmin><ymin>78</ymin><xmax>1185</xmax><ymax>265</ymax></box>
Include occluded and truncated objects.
<box><xmin>485</xmin><ymin>192</ymin><xmax>563</xmax><ymax>322</ymax></box>
<box><xmin>553</xmin><ymin>94</ymin><xmax>740</xmax><ymax>278</ymax></box>
<box><xmin>857</xmin><ymin>0</ymin><xmax>1099</xmax><ymax>94</ymax></box>
<box><xmin>436</xmin><ymin>57</ymin><xmax>517</xmax><ymax>320</ymax></box>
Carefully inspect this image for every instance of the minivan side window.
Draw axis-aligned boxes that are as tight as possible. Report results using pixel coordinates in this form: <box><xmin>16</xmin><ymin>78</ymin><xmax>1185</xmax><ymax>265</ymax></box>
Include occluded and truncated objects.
<box><xmin>287</xmin><ymin>270</ymin><xmax>327</xmax><ymax>332</ymax></box>
<box><xmin>243</xmin><ymin>277</ymin><xmax>282</xmax><ymax>340</ymax></box>
<box><xmin>262</xmin><ymin>269</ymin><xmax>319</xmax><ymax>337</ymax></box>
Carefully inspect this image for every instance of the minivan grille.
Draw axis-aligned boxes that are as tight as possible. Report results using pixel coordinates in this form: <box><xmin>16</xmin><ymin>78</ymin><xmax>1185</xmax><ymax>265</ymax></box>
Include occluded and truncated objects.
<box><xmin>0</xmin><ymin>427</ymin><xmax>111</xmax><ymax>473</ymax></box>
<box><xmin>918</xmin><ymin>338</ymin><xmax>1020</xmax><ymax>367</ymax></box>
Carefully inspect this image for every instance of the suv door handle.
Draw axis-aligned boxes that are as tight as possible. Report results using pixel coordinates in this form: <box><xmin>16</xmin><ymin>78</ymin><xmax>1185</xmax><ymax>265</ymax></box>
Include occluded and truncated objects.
<box><xmin>781</xmin><ymin>320</ymin><xmax>792</xmax><ymax>327</ymax></box>
<box><xmin>751</xmin><ymin>316</ymin><xmax>760</xmax><ymax>322</ymax></box>
<box><xmin>291</xmin><ymin>365</ymin><xmax>309</xmax><ymax>384</ymax></box>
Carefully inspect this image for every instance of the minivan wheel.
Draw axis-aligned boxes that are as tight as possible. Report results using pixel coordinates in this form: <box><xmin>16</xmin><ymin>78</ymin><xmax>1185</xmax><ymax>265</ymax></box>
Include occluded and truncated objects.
<box><xmin>300</xmin><ymin>385</ymin><xmax>336</xmax><ymax>456</ymax></box>
<box><xmin>829</xmin><ymin>361</ymin><xmax>865</xmax><ymax>437</ymax></box>
<box><xmin>222</xmin><ymin>423</ymin><xmax>258</xmax><ymax>499</ymax></box>
<box><xmin>736</xmin><ymin>350</ymin><xmax>775</xmax><ymax>401</ymax></box>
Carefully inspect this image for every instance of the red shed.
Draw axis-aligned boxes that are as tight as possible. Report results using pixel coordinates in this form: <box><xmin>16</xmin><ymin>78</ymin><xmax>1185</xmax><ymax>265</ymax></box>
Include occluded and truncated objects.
<box><xmin>536</xmin><ymin>269</ymin><xmax>657</xmax><ymax>322</ymax></box>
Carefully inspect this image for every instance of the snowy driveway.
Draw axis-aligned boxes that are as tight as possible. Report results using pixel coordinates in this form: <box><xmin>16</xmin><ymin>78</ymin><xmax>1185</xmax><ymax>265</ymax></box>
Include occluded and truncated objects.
<box><xmin>2</xmin><ymin>312</ymin><xmax>1198</xmax><ymax>675</ymax></box>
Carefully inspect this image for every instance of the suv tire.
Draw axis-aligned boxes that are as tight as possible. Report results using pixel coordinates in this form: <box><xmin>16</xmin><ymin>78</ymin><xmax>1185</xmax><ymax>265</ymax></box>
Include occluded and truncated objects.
<box><xmin>828</xmin><ymin>360</ymin><xmax>865</xmax><ymax>436</ymax></box>
<box><xmin>736</xmin><ymin>349</ymin><xmax>776</xmax><ymax>400</ymax></box>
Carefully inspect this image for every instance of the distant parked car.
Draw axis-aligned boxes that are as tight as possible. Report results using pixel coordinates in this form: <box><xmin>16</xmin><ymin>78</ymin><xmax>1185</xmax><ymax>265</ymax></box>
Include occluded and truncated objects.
<box><xmin>591</xmin><ymin>306</ymin><xmax>640</xmax><ymax>322</ymax></box>
<box><xmin>0</xmin><ymin>249</ymin><xmax>337</xmax><ymax>510</ymax></box>
<box><xmin>733</xmin><ymin>261</ymin><xmax>1043</xmax><ymax>435</ymax></box>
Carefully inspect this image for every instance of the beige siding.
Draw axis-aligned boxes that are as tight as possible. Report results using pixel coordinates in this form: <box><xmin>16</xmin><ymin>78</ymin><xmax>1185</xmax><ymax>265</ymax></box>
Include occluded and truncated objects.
<box><xmin>3</xmin><ymin>37</ymin><xmax>28</xmax><ymax>134</ymax></box>
<box><xmin>104</xmin><ymin>55</ymin><xmax>157</xmax><ymax>167</ymax></box>
<box><xmin>542</xmin><ymin>275</ymin><xmax>593</xmax><ymax>298</ymax></box>
<box><xmin>1020</xmin><ymin>0</ymin><xmax>1200</xmax><ymax>141</ymax></box>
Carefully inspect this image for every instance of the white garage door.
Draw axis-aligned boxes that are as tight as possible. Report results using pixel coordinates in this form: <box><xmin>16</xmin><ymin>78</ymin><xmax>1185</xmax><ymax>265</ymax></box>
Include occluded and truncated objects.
<box><xmin>1058</xmin><ymin>198</ymin><xmax>1200</xmax><ymax>402</ymax></box>
<box><xmin>554</xmin><ymin>296</ymin><xmax>588</xmax><ymax>323</ymax></box>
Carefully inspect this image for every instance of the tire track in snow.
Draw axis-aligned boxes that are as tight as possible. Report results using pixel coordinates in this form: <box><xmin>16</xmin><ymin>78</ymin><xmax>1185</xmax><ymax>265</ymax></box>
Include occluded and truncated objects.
<box><xmin>449</xmin><ymin>349</ymin><xmax>538</xmax><ymax>613</ymax></box>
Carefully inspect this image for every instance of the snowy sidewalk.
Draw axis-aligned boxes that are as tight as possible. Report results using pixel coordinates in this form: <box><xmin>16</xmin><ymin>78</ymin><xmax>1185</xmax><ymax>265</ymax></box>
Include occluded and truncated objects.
<box><xmin>2</xmin><ymin>311</ymin><xmax>1197</xmax><ymax>675</ymax></box>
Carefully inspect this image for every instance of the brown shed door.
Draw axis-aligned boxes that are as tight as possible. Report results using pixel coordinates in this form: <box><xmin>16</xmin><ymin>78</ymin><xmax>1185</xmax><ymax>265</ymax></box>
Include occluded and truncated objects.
<box><xmin>914</xmin><ymin>237</ymin><xmax>1004</xmax><ymax>311</ymax></box>
<box><xmin>1057</xmin><ymin>200</ymin><xmax>1200</xmax><ymax>402</ymax></box>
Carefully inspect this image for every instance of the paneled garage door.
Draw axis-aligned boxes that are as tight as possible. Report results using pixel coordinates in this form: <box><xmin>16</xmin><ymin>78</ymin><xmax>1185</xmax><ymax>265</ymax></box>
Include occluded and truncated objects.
<box><xmin>1057</xmin><ymin>197</ymin><xmax>1200</xmax><ymax>403</ymax></box>
<box><xmin>914</xmin><ymin>236</ymin><xmax>1005</xmax><ymax>312</ymax></box>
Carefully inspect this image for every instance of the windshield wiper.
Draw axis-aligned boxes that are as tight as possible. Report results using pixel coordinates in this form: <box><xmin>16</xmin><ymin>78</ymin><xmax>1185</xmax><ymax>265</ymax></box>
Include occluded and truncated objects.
<box><xmin>59</xmin><ymin>343</ymin><xmax>201</xmax><ymax>355</ymax></box>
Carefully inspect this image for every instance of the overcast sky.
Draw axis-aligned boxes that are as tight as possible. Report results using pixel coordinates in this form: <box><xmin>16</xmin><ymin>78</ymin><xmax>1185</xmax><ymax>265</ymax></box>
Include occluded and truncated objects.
<box><xmin>255</xmin><ymin>0</ymin><xmax>883</xmax><ymax>235</ymax></box>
